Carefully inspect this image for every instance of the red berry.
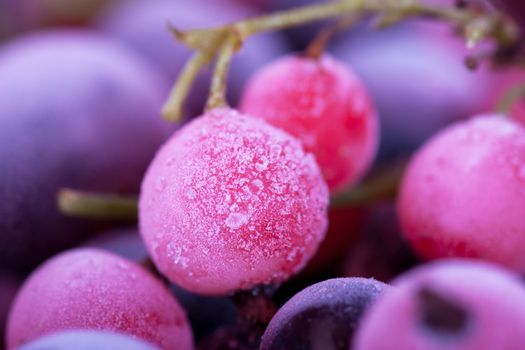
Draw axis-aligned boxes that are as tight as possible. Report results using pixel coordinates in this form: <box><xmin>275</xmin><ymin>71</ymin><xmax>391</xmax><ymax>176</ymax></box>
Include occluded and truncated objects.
<box><xmin>398</xmin><ymin>115</ymin><xmax>525</xmax><ymax>271</ymax></box>
<box><xmin>240</xmin><ymin>54</ymin><xmax>378</xmax><ymax>193</ymax></box>
<box><xmin>139</xmin><ymin>108</ymin><xmax>329</xmax><ymax>295</ymax></box>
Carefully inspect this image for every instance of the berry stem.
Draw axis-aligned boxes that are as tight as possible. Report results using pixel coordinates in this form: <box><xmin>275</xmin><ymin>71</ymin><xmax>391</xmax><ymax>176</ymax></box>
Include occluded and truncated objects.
<box><xmin>56</xmin><ymin>160</ymin><xmax>407</xmax><ymax>221</ymax></box>
<box><xmin>305</xmin><ymin>15</ymin><xmax>360</xmax><ymax>59</ymax></box>
<box><xmin>199</xmin><ymin>286</ymin><xmax>277</xmax><ymax>349</ymax></box>
<box><xmin>162</xmin><ymin>50</ymin><xmax>213</xmax><ymax>122</ymax></box>
<box><xmin>233</xmin><ymin>286</ymin><xmax>277</xmax><ymax>327</ymax></box>
<box><xmin>164</xmin><ymin>0</ymin><xmax>517</xmax><ymax>123</ymax></box>
<box><xmin>235</xmin><ymin>0</ymin><xmax>367</xmax><ymax>37</ymax></box>
<box><xmin>57</xmin><ymin>188</ymin><xmax>138</xmax><ymax>221</ymax></box>
<box><xmin>206</xmin><ymin>32</ymin><xmax>242</xmax><ymax>111</ymax></box>
<box><xmin>497</xmin><ymin>81</ymin><xmax>525</xmax><ymax>115</ymax></box>
<box><xmin>330</xmin><ymin>159</ymin><xmax>407</xmax><ymax>207</ymax></box>
<box><xmin>163</xmin><ymin>27</ymin><xmax>230</xmax><ymax>121</ymax></box>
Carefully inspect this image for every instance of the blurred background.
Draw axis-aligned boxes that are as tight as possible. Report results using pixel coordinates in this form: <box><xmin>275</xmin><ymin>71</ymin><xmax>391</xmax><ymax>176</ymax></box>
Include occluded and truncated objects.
<box><xmin>0</xmin><ymin>0</ymin><xmax>523</xmax><ymax>348</ymax></box>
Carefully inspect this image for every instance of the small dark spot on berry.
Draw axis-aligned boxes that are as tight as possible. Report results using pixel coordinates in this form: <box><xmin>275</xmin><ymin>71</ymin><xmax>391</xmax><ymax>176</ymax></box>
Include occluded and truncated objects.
<box><xmin>418</xmin><ymin>287</ymin><xmax>470</xmax><ymax>338</ymax></box>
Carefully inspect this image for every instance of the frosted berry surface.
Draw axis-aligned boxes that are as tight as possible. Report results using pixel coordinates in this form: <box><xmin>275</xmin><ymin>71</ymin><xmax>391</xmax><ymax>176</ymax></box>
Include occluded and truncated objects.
<box><xmin>7</xmin><ymin>249</ymin><xmax>193</xmax><ymax>350</ymax></box>
<box><xmin>398</xmin><ymin>115</ymin><xmax>525</xmax><ymax>271</ymax></box>
<box><xmin>139</xmin><ymin>108</ymin><xmax>329</xmax><ymax>295</ymax></box>
<box><xmin>241</xmin><ymin>55</ymin><xmax>378</xmax><ymax>193</ymax></box>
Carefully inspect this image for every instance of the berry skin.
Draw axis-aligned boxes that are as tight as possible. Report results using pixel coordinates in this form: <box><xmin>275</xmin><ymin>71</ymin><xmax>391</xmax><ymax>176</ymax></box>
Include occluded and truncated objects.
<box><xmin>353</xmin><ymin>259</ymin><xmax>525</xmax><ymax>350</ymax></box>
<box><xmin>18</xmin><ymin>330</ymin><xmax>159</xmax><ymax>350</ymax></box>
<box><xmin>240</xmin><ymin>54</ymin><xmax>378</xmax><ymax>194</ymax></box>
<box><xmin>261</xmin><ymin>278</ymin><xmax>388</xmax><ymax>350</ymax></box>
<box><xmin>0</xmin><ymin>30</ymin><xmax>171</xmax><ymax>272</ymax></box>
<box><xmin>6</xmin><ymin>249</ymin><xmax>193</xmax><ymax>350</ymax></box>
<box><xmin>139</xmin><ymin>108</ymin><xmax>329</xmax><ymax>295</ymax></box>
<box><xmin>85</xmin><ymin>229</ymin><xmax>237</xmax><ymax>341</ymax></box>
<box><xmin>332</xmin><ymin>21</ymin><xmax>488</xmax><ymax>160</ymax></box>
<box><xmin>398</xmin><ymin>115</ymin><xmax>525</xmax><ymax>272</ymax></box>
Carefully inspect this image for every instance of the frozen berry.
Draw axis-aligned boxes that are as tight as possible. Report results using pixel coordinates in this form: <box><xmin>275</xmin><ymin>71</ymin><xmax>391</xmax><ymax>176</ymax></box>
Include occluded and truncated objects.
<box><xmin>139</xmin><ymin>108</ymin><xmax>329</xmax><ymax>295</ymax></box>
<box><xmin>354</xmin><ymin>259</ymin><xmax>525</xmax><ymax>350</ymax></box>
<box><xmin>6</xmin><ymin>248</ymin><xmax>193</xmax><ymax>350</ymax></box>
<box><xmin>261</xmin><ymin>278</ymin><xmax>388</xmax><ymax>350</ymax></box>
<box><xmin>398</xmin><ymin>115</ymin><xmax>525</xmax><ymax>272</ymax></box>
<box><xmin>240</xmin><ymin>54</ymin><xmax>378</xmax><ymax>193</ymax></box>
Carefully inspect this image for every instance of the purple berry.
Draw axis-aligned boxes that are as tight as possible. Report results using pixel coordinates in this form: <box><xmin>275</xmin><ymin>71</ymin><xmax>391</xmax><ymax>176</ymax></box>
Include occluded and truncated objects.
<box><xmin>0</xmin><ymin>30</ymin><xmax>171</xmax><ymax>271</ymax></box>
<box><xmin>83</xmin><ymin>228</ymin><xmax>148</xmax><ymax>263</ymax></box>
<box><xmin>331</xmin><ymin>21</ymin><xmax>489</xmax><ymax>159</ymax></box>
<box><xmin>18</xmin><ymin>330</ymin><xmax>159</xmax><ymax>350</ymax></box>
<box><xmin>261</xmin><ymin>278</ymin><xmax>389</xmax><ymax>350</ymax></box>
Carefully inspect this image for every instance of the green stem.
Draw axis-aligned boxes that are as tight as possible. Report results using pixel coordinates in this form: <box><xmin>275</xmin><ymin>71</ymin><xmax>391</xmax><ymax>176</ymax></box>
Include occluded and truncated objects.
<box><xmin>497</xmin><ymin>81</ymin><xmax>525</xmax><ymax>115</ymax></box>
<box><xmin>206</xmin><ymin>32</ymin><xmax>242</xmax><ymax>111</ymax></box>
<box><xmin>330</xmin><ymin>160</ymin><xmax>407</xmax><ymax>208</ymax></box>
<box><xmin>305</xmin><ymin>15</ymin><xmax>360</xmax><ymax>59</ymax></box>
<box><xmin>235</xmin><ymin>0</ymin><xmax>368</xmax><ymax>37</ymax></box>
<box><xmin>166</xmin><ymin>0</ymin><xmax>517</xmax><ymax>123</ymax></box>
<box><xmin>57</xmin><ymin>188</ymin><xmax>138</xmax><ymax>221</ymax></box>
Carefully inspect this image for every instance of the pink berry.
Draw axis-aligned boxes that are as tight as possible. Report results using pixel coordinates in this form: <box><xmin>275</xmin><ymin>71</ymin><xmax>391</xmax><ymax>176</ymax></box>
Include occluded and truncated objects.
<box><xmin>398</xmin><ymin>115</ymin><xmax>525</xmax><ymax>271</ymax></box>
<box><xmin>139</xmin><ymin>108</ymin><xmax>329</xmax><ymax>295</ymax></box>
<box><xmin>6</xmin><ymin>248</ymin><xmax>193</xmax><ymax>350</ymax></box>
<box><xmin>354</xmin><ymin>259</ymin><xmax>525</xmax><ymax>350</ymax></box>
<box><xmin>240</xmin><ymin>54</ymin><xmax>378</xmax><ymax>194</ymax></box>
